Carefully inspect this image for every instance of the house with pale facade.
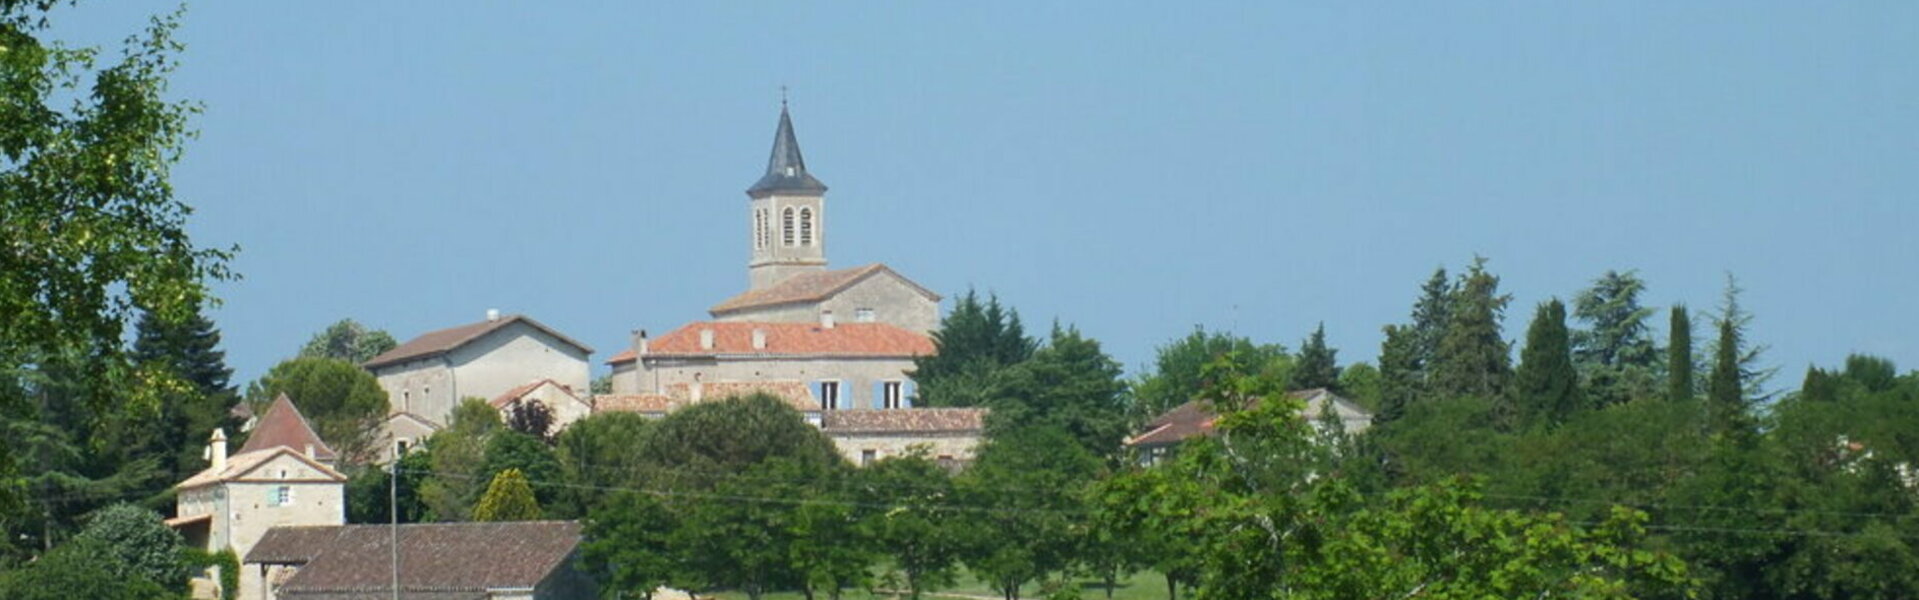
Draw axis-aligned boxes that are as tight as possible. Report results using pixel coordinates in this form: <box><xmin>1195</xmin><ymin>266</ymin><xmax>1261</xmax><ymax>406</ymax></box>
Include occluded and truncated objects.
<box><xmin>171</xmin><ymin>395</ymin><xmax>348</xmax><ymax>600</ymax></box>
<box><xmin>823</xmin><ymin>408</ymin><xmax>989</xmax><ymax>468</ymax></box>
<box><xmin>364</xmin><ymin>312</ymin><xmax>592</xmax><ymax>442</ymax></box>
<box><xmin>1125</xmin><ymin>388</ymin><xmax>1373</xmax><ymax>465</ymax></box>
<box><xmin>490</xmin><ymin>378</ymin><xmax>595</xmax><ymax>432</ymax></box>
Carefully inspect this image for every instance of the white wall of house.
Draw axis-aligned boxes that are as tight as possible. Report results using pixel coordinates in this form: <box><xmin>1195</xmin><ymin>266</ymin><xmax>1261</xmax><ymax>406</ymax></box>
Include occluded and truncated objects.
<box><xmin>714</xmin><ymin>273</ymin><xmax>939</xmax><ymax>333</ymax></box>
<box><xmin>826</xmin><ymin>432</ymin><xmax>981</xmax><ymax>466</ymax></box>
<box><xmin>637</xmin><ymin>355</ymin><xmax>916</xmax><ymax>410</ymax></box>
<box><xmin>177</xmin><ymin>452</ymin><xmax>344</xmax><ymax>600</ymax></box>
<box><xmin>372</xmin><ymin>321</ymin><xmax>590</xmax><ymax>426</ymax></box>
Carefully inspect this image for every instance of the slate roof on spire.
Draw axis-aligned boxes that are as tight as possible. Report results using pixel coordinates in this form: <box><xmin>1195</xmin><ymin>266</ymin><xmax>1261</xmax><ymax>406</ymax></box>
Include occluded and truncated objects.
<box><xmin>747</xmin><ymin>106</ymin><xmax>828</xmax><ymax>197</ymax></box>
<box><xmin>238</xmin><ymin>393</ymin><xmax>338</xmax><ymax>462</ymax></box>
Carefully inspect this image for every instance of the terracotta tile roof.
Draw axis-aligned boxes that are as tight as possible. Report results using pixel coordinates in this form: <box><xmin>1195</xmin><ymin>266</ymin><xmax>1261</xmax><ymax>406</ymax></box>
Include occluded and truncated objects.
<box><xmin>177</xmin><ymin>446</ymin><xmax>348</xmax><ymax>490</ymax></box>
<box><xmin>606</xmin><ymin>348</ymin><xmax>636</xmax><ymax>364</ymax></box>
<box><xmin>1125</xmin><ymin>389</ymin><xmax>1367</xmax><ymax>448</ymax></box>
<box><xmin>665</xmin><ymin>381</ymin><xmax>819</xmax><ymax>412</ymax></box>
<box><xmin>363</xmin><ymin>314</ymin><xmax>593</xmax><ymax>369</ymax></box>
<box><xmin>822</xmin><ymin>408</ymin><xmax>988</xmax><ymax>434</ymax></box>
<box><xmin>593</xmin><ymin>393</ymin><xmax>681</xmax><ymax>414</ymax></box>
<box><xmin>645</xmin><ymin>321</ymin><xmax>934</xmax><ymax>357</ymax></box>
<box><xmin>238</xmin><ymin>394</ymin><xmax>337</xmax><ymax>462</ymax></box>
<box><xmin>708</xmin><ymin>264</ymin><xmax>939</xmax><ymax>315</ymax></box>
<box><xmin>488</xmin><ymin>378</ymin><xmax>580</xmax><ymax>409</ymax></box>
<box><xmin>247</xmin><ymin>521</ymin><xmax>583</xmax><ymax>597</ymax></box>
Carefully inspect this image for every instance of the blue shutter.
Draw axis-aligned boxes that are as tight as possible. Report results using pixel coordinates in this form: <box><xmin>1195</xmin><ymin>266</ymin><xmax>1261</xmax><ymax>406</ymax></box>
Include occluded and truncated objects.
<box><xmin>872</xmin><ymin>381</ymin><xmax>885</xmax><ymax>409</ymax></box>
<box><xmin>837</xmin><ymin>380</ymin><xmax>851</xmax><ymax>410</ymax></box>
<box><xmin>810</xmin><ymin>381</ymin><xmax>825</xmax><ymax>411</ymax></box>
<box><xmin>903</xmin><ymin>380</ymin><xmax>916</xmax><ymax>408</ymax></box>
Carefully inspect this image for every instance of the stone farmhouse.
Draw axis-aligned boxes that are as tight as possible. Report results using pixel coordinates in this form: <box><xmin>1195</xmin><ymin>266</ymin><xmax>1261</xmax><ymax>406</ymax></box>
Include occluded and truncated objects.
<box><xmin>1125</xmin><ymin>388</ymin><xmax>1373</xmax><ymax>465</ymax></box>
<box><xmin>364</xmin><ymin>312</ymin><xmax>594</xmax><ymax>451</ymax></box>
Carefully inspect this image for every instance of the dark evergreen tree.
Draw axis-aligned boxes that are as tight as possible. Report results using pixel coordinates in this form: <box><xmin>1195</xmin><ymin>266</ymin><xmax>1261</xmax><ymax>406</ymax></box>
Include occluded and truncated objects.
<box><xmin>1570</xmin><ymin>270</ymin><xmax>1660</xmax><ymax>406</ymax></box>
<box><xmin>991</xmin><ymin>324</ymin><xmax>1130</xmax><ymax>458</ymax></box>
<box><xmin>1510</xmin><ymin>299</ymin><xmax>1580</xmax><ymax>427</ymax></box>
<box><xmin>1373</xmin><ymin>325</ymin><xmax>1420</xmax><ymax>428</ymax></box>
<box><xmin>1409</xmin><ymin>267</ymin><xmax>1453</xmax><ymax>380</ymax></box>
<box><xmin>1708</xmin><ymin>318</ymin><xmax>1746</xmax><ymax>433</ymax></box>
<box><xmin>1709</xmin><ymin>274</ymin><xmax>1775</xmax><ymax>401</ymax></box>
<box><xmin>128</xmin><ymin>306</ymin><xmax>241</xmax><ymax>482</ymax></box>
<box><xmin>913</xmin><ymin>290</ymin><xmax>1036</xmax><ymax>407</ymax></box>
<box><xmin>1430</xmin><ymin>258</ymin><xmax>1512</xmax><ymax>400</ymax></box>
<box><xmin>1289</xmin><ymin>322</ymin><xmax>1341</xmax><ymax>392</ymax></box>
<box><xmin>1666</xmin><ymin>305</ymin><xmax>1694</xmax><ymax>402</ymax></box>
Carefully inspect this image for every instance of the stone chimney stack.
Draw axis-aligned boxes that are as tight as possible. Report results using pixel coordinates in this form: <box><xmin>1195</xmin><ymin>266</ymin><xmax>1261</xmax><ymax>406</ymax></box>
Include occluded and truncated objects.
<box><xmin>209</xmin><ymin>428</ymin><xmax>228</xmax><ymax>471</ymax></box>
<box><xmin>820</xmin><ymin>310</ymin><xmax>836</xmax><ymax>329</ymax></box>
<box><xmin>699</xmin><ymin>329</ymin><xmax>715</xmax><ymax>350</ymax></box>
<box><xmin>486</xmin><ymin>308</ymin><xmax>501</xmax><ymax>322</ymax></box>
<box><xmin>751</xmin><ymin>328</ymin><xmax>767</xmax><ymax>350</ymax></box>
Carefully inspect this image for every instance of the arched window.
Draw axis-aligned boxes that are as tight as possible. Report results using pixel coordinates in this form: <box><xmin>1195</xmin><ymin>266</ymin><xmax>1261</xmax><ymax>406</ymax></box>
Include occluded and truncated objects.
<box><xmin>782</xmin><ymin>207</ymin><xmax>796</xmax><ymax>246</ymax></box>
<box><xmin>799</xmin><ymin>207</ymin><xmax>814</xmax><ymax>246</ymax></box>
<box><xmin>753</xmin><ymin>209</ymin><xmax>766</xmax><ymax>250</ymax></box>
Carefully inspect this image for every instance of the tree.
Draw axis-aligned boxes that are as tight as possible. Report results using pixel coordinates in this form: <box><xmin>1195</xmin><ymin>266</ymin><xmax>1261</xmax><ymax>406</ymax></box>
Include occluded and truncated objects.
<box><xmin>956</xmin><ymin>426</ymin><xmax>1099</xmax><ymax>600</ymax></box>
<box><xmin>913</xmin><ymin>290</ymin><xmax>1036</xmax><ymax>407</ymax></box>
<box><xmin>634</xmin><ymin>393</ymin><xmax>844</xmax><ymax>487</ymax></box>
<box><xmin>1510</xmin><ymin>299</ymin><xmax>1581</xmax><ymax>427</ymax></box>
<box><xmin>473</xmin><ymin>468</ymin><xmax>541</xmax><ymax>522</ymax></box>
<box><xmin>0</xmin><ymin>538</ymin><xmax>173</xmax><ymax>600</ymax></box>
<box><xmin>553</xmin><ymin>411</ymin><xmax>654</xmax><ymax>518</ymax></box>
<box><xmin>479</xmin><ymin>430</ymin><xmax>561</xmax><ymax>509</ymax></box>
<box><xmin>670</xmin><ymin>457</ymin><xmax>830</xmax><ymax>600</ymax></box>
<box><xmin>1707</xmin><ymin>274</ymin><xmax>1775</xmax><ymax>402</ymax></box>
<box><xmin>1373</xmin><ymin>325</ymin><xmax>1421</xmax><ymax>429</ymax></box>
<box><xmin>1571</xmin><ymin>270</ymin><xmax>1661</xmax><ymax>406</ymax></box>
<box><xmin>1410</xmin><ymin>266</ymin><xmax>1454</xmax><ymax>373</ymax></box>
<box><xmin>1289</xmin><ymin>322</ymin><xmax>1341</xmax><ymax>392</ymax></box>
<box><xmin>987</xmin><ymin>324</ymin><xmax>1130</xmax><ymax>458</ymax></box>
<box><xmin>1133</xmin><ymin>326</ymin><xmax>1288</xmax><ymax>422</ymax></box>
<box><xmin>1336</xmin><ymin>361</ymin><xmax>1382</xmax><ymax>411</ymax></box>
<box><xmin>504</xmin><ymin>399</ymin><xmax>555</xmax><ymax>443</ymax></box>
<box><xmin>418</xmin><ymin>398</ymin><xmax>501</xmax><ymax>521</ymax></box>
<box><xmin>127</xmin><ymin>304</ymin><xmax>242</xmax><ymax>485</ymax></box>
<box><xmin>1667</xmin><ymin>305</ymin><xmax>1694</xmax><ymax>402</ymax></box>
<box><xmin>297</xmin><ymin>318</ymin><xmax>398</xmax><ymax>364</ymax></box>
<box><xmin>1430</xmin><ymin>258</ymin><xmax>1512</xmax><ymax>400</ymax></box>
<box><xmin>853</xmin><ymin>451</ymin><xmax>965</xmax><ymax>599</ymax></box>
<box><xmin>1707</xmin><ymin>318</ymin><xmax>1746</xmax><ymax>434</ymax></box>
<box><xmin>1</xmin><ymin>3</ymin><xmax>233</xmax><ymax>553</ymax></box>
<box><xmin>582</xmin><ymin>492</ymin><xmax>678</xmax><ymax>600</ymax></box>
<box><xmin>72</xmin><ymin>503</ymin><xmax>191</xmax><ymax>590</ymax></box>
<box><xmin>243</xmin><ymin>357</ymin><xmax>386</xmax><ymax>462</ymax></box>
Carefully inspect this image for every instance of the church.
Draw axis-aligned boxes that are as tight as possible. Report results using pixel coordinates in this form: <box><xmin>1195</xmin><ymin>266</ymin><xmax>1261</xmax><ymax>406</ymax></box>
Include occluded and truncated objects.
<box><xmin>606</xmin><ymin>104</ymin><xmax>943</xmax><ymax>412</ymax></box>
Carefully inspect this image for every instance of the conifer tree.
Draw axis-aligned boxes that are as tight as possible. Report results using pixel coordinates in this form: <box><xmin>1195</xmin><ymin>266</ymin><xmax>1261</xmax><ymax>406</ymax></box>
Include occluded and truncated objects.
<box><xmin>1707</xmin><ymin>318</ymin><xmax>1745</xmax><ymax>433</ymax></box>
<box><xmin>1666</xmin><ymin>305</ymin><xmax>1693</xmax><ymax>402</ymax></box>
<box><xmin>913</xmin><ymin>290</ymin><xmax>1036</xmax><ymax>407</ymax></box>
<box><xmin>1409</xmin><ymin>267</ymin><xmax>1453</xmax><ymax>377</ymax></box>
<box><xmin>1571</xmin><ymin>270</ymin><xmax>1660</xmax><ymax>406</ymax></box>
<box><xmin>1373</xmin><ymin>325</ymin><xmax>1420</xmax><ymax>428</ymax></box>
<box><xmin>1510</xmin><ymin>299</ymin><xmax>1580</xmax><ymax>427</ymax></box>
<box><xmin>1430</xmin><ymin>258</ymin><xmax>1512</xmax><ymax>400</ymax></box>
<box><xmin>473</xmin><ymin>468</ymin><xmax>542</xmax><ymax>522</ymax></box>
<box><xmin>129</xmin><ymin>306</ymin><xmax>241</xmax><ymax>482</ymax></box>
<box><xmin>1289</xmin><ymin>323</ymin><xmax>1341</xmax><ymax>391</ymax></box>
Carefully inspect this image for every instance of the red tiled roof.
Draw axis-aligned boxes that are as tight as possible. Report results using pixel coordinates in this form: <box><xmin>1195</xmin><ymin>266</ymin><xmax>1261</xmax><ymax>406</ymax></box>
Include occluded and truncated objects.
<box><xmin>239</xmin><ymin>394</ymin><xmax>337</xmax><ymax>461</ymax></box>
<box><xmin>247</xmin><ymin>521</ymin><xmax>582</xmax><ymax>596</ymax></box>
<box><xmin>364</xmin><ymin>315</ymin><xmax>593</xmax><ymax>369</ymax></box>
<box><xmin>606</xmin><ymin>348</ymin><xmax>636</xmax><ymax>364</ymax></box>
<box><xmin>645</xmin><ymin>321</ymin><xmax>933</xmax><ymax>357</ymax></box>
<box><xmin>708</xmin><ymin>264</ymin><xmax>939</xmax><ymax>315</ymax></box>
<box><xmin>822</xmin><ymin>408</ymin><xmax>988</xmax><ymax>433</ymax></box>
<box><xmin>488</xmin><ymin>379</ymin><xmax>580</xmax><ymax>409</ymax></box>
<box><xmin>1125</xmin><ymin>389</ymin><xmax>1358</xmax><ymax>448</ymax></box>
<box><xmin>593</xmin><ymin>393</ymin><xmax>681</xmax><ymax>414</ymax></box>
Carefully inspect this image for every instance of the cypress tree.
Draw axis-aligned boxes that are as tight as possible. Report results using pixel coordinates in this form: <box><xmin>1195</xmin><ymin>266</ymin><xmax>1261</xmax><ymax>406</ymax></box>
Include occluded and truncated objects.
<box><xmin>913</xmin><ymin>290</ymin><xmax>1037</xmax><ymax>407</ymax></box>
<box><xmin>1409</xmin><ymin>267</ymin><xmax>1453</xmax><ymax>377</ymax></box>
<box><xmin>1374</xmin><ymin>325</ymin><xmax>1420</xmax><ymax>428</ymax></box>
<box><xmin>1430</xmin><ymin>258</ymin><xmax>1512</xmax><ymax>400</ymax></box>
<box><xmin>1289</xmin><ymin>322</ymin><xmax>1341</xmax><ymax>391</ymax></box>
<box><xmin>1510</xmin><ymin>299</ymin><xmax>1581</xmax><ymax>427</ymax></box>
<box><xmin>1666</xmin><ymin>305</ymin><xmax>1693</xmax><ymax>402</ymax></box>
<box><xmin>1708</xmin><ymin>318</ymin><xmax>1745</xmax><ymax>432</ymax></box>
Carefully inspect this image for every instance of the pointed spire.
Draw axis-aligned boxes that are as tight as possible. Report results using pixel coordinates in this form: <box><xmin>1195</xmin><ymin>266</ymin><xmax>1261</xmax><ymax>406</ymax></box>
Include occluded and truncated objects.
<box><xmin>747</xmin><ymin>102</ymin><xmax>828</xmax><ymax>197</ymax></box>
<box><xmin>237</xmin><ymin>393</ymin><xmax>338</xmax><ymax>463</ymax></box>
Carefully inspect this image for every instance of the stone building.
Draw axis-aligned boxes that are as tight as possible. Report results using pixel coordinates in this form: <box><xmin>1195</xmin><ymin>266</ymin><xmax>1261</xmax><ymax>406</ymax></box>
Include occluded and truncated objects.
<box><xmin>245</xmin><ymin>521</ymin><xmax>593</xmax><ymax>600</ymax></box>
<box><xmin>608</xmin><ymin>104</ymin><xmax>941</xmax><ymax>414</ymax></box>
<box><xmin>172</xmin><ymin>395</ymin><xmax>348</xmax><ymax>600</ymax></box>
<box><xmin>364</xmin><ymin>312</ymin><xmax>593</xmax><ymax>433</ymax></box>
<box><xmin>1125</xmin><ymin>388</ymin><xmax>1373</xmax><ymax>465</ymax></box>
<box><xmin>489</xmin><ymin>378</ymin><xmax>595</xmax><ymax>433</ymax></box>
<box><xmin>822</xmin><ymin>408</ymin><xmax>989</xmax><ymax>468</ymax></box>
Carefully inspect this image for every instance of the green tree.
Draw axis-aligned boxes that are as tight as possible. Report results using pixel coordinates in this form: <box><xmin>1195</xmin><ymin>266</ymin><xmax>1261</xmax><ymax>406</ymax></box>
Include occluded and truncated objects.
<box><xmin>986</xmin><ymin>324</ymin><xmax>1130</xmax><ymax>458</ymax></box>
<box><xmin>297</xmin><ymin>318</ymin><xmax>398</xmax><ymax>364</ymax></box>
<box><xmin>956</xmin><ymin>426</ymin><xmax>1100</xmax><ymax>600</ymax></box>
<box><xmin>582</xmin><ymin>492</ymin><xmax>678</xmax><ymax>600</ymax></box>
<box><xmin>1571</xmin><ymin>270</ymin><xmax>1661</xmax><ymax>406</ymax></box>
<box><xmin>418</xmin><ymin>398</ymin><xmax>501</xmax><ymax>521</ymax></box>
<box><xmin>1707</xmin><ymin>318</ymin><xmax>1746</xmax><ymax>434</ymax></box>
<box><xmin>552</xmin><ymin>411</ymin><xmax>654</xmax><ymax>518</ymax></box>
<box><xmin>0</xmin><ymin>3</ymin><xmax>233</xmax><ymax>553</ymax></box>
<box><xmin>1373</xmin><ymin>325</ymin><xmax>1421</xmax><ymax>429</ymax></box>
<box><xmin>243</xmin><ymin>357</ymin><xmax>386</xmax><ymax>463</ymax></box>
<box><xmin>1289</xmin><ymin>322</ymin><xmax>1341</xmax><ymax>392</ymax></box>
<box><xmin>72</xmin><ymin>503</ymin><xmax>190</xmax><ymax>590</ymax></box>
<box><xmin>1335</xmin><ymin>361</ymin><xmax>1381</xmax><ymax>411</ymax></box>
<box><xmin>1707</xmin><ymin>274</ymin><xmax>1775</xmax><ymax>402</ymax></box>
<box><xmin>1667</xmin><ymin>305</ymin><xmax>1694</xmax><ymax>402</ymax></box>
<box><xmin>479</xmin><ymin>430</ymin><xmax>561</xmax><ymax>509</ymax></box>
<box><xmin>914</xmin><ymin>290</ymin><xmax>1036</xmax><ymax>407</ymax></box>
<box><xmin>0</xmin><ymin>538</ymin><xmax>172</xmax><ymax>600</ymax></box>
<box><xmin>1430</xmin><ymin>258</ymin><xmax>1512</xmax><ymax>400</ymax></box>
<box><xmin>634</xmin><ymin>393</ymin><xmax>844</xmax><ymax>487</ymax></box>
<box><xmin>1132</xmin><ymin>326</ymin><xmax>1288</xmax><ymax>422</ymax></box>
<box><xmin>1510</xmin><ymin>299</ymin><xmax>1581</xmax><ymax>427</ymax></box>
<box><xmin>472</xmin><ymin>468</ymin><xmax>541</xmax><ymax>522</ymax></box>
<box><xmin>1410</xmin><ymin>266</ymin><xmax>1454</xmax><ymax>375</ymax></box>
<box><xmin>853</xmin><ymin>451</ymin><xmax>965</xmax><ymax>599</ymax></box>
<box><xmin>126</xmin><ymin>304</ymin><xmax>242</xmax><ymax>486</ymax></box>
<box><xmin>671</xmin><ymin>458</ymin><xmax>826</xmax><ymax>600</ymax></box>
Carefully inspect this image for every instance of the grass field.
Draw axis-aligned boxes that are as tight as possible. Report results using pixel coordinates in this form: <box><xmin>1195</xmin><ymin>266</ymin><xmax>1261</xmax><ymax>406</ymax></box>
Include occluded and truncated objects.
<box><xmin>708</xmin><ymin>570</ymin><xmax>1172</xmax><ymax>600</ymax></box>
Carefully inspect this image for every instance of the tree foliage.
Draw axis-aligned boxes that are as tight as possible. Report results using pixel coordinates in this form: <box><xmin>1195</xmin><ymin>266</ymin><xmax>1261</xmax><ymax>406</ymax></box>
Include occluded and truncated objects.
<box><xmin>244</xmin><ymin>357</ymin><xmax>386</xmax><ymax>463</ymax></box>
<box><xmin>1511</xmin><ymin>298</ymin><xmax>1582</xmax><ymax>427</ymax></box>
<box><xmin>1571</xmin><ymin>270</ymin><xmax>1661</xmax><ymax>406</ymax></box>
<box><xmin>914</xmin><ymin>290</ymin><xmax>1035</xmax><ymax>407</ymax></box>
<box><xmin>1133</xmin><ymin>326</ymin><xmax>1289</xmax><ymax>423</ymax></box>
<box><xmin>1667</xmin><ymin>305</ymin><xmax>1694</xmax><ymax>402</ymax></box>
<box><xmin>1429</xmin><ymin>258</ymin><xmax>1512</xmax><ymax>400</ymax></box>
<box><xmin>504</xmin><ymin>398</ymin><xmax>555</xmax><ymax>443</ymax></box>
<box><xmin>1289</xmin><ymin>322</ymin><xmax>1341</xmax><ymax>392</ymax></box>
<box><xmin>297</xmin><ymin>318</ymin><xmax>398</xmax><ymax>364</ymax></box>
<box><xmin>472</xmin><ymin>468</ymin><xmax>542</xmax><ymax>522</ymax></box>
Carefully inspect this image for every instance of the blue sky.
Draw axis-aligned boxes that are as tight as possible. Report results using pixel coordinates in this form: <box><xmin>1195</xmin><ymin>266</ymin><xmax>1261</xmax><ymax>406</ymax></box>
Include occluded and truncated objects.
<box><xmin>51</xmin><ymin>3</ymin><xmax>1919</xmax><ymax>390</ymax></box>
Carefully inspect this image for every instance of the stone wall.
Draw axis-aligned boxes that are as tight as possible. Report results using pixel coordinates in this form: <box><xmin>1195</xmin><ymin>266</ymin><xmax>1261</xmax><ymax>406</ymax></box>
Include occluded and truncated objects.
<box><xmin>637</xmin><ymin>354</ymin><xmax>915</xmax><ymax>410</ymax></box>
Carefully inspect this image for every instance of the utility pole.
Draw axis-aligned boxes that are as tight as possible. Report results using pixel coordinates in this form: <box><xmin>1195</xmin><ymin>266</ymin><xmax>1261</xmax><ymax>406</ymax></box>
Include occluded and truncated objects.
<box><xmin>390</xmin><ymin>441</ymin><xmax>400</xmax><ymax>600</ymax></box>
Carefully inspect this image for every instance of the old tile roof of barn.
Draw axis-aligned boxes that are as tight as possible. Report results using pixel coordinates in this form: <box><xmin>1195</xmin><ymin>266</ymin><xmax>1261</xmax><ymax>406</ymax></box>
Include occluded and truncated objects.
<box><xmin>707</xmin><ymin>264</ymin><xmax>938</xmax><ymax>315</ymax></box>
<box><xmin>247</xmin><ymin>521</ymin><xmax>582</xmax><ymax>598</ymax></box>
<box><xmin>363</xmin><ymin>314</ymin><xmax>592</xmax><ymax>369</ymax></box>
<box><xmin>822</xmin><ymin>408</ymin><xmax>989</xmax><ymax>434</ymax></box>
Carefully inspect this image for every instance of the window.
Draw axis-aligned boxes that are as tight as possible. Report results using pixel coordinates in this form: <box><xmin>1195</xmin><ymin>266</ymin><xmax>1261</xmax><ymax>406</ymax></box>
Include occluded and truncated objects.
<box><xmin>396</xmin><ymin>439</ymin><xmax>411</xmax><ymax>455</ymax></box>
<box><xmin>277</xmin><ymin>468</ymin><xmax>290</xmax><ymax>479</ymax></box>
<box><xmin>860</xmin><ymin>449</ymin><xmax>877</xmax><ymax>466</ymax></box>
<box><xmin>883</xmin><ymin>381</ymin><xmax>904</xmax><ymax>409</ymax></box>
<box><xmin>819</xmin><ymin>380</ymin><xmax>841</xmax><ymax>410</ymax></box>
<box><xmin>855</xmin><ymin>308</ymin><xmax>876</xmax><ymax>323</ymax></box>
<box><xmin>799</xmin><ymin>207</ymin><xmax>814</xmax><ymax>246</ymax></box>
<box><xmin>754</xmin><ymin>209</ymin><xmax>766</xmax><ymax>250</ymax></box>
<box><xmin>402</xmin><ymin>390</ymin><xmax>411</xmax><ymax>411</ymax></box>
<box><xmin>272</xmin><ymin>486</ymin><xmax>293</xmax><ymax>507</ymax></box>
<box><xmin>782</xmin><ymin>207</ymin><xmax>796</xmax><ymax>246</ymax></box>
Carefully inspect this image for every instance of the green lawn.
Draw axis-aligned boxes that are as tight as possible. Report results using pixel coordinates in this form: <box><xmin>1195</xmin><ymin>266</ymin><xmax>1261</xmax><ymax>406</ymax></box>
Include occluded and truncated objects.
<box><xmin>708</xmin><ymin>570</ymin><xmax>1171</xmax><ymax>600</ymax></box>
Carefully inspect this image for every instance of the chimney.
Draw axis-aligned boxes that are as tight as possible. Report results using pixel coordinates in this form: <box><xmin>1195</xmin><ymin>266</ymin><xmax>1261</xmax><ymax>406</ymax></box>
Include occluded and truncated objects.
<box><xmin>751</xmin><ymin>328</ymin><xmax>767</xmax><ymax>350</ymax></box>
<box><xmin>820</xmin><ymin>310</ymin><xmax>836</xmax><ymax>329</ymax></box>
<box><xmin>633</xmin><ymin>329</ymin><xmax>649</xmax><ymax>355</ymax></box>
<box><xmin>305</xmin><ymin>443</ymin><xmax>316</xmax><ymax>459</ymax></box>
<box><xmin>209</xmin><ymin>429</ymin><xmax>228</xmax><ymax>471</ymax></box>
<box><xmin>486</xmin><ymin>308</ymin><xmax>501</xmax><ymax>322</ymax></box>
<box><xmin>699</xmin><ymin>329</ymin><xmax>715</xmax><ymax>350</ymax></box>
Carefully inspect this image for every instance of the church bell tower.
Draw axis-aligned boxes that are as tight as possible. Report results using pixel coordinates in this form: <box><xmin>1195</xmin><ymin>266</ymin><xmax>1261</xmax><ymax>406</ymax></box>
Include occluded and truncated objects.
<box><xmin>746</xmin><ymin>102</ymin><xmax>829</xmax><ymax>290</ymax></box>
